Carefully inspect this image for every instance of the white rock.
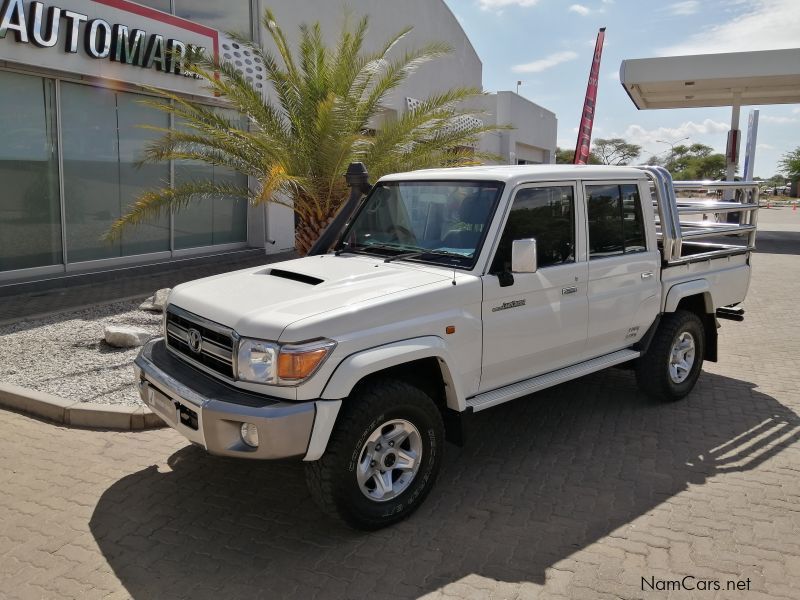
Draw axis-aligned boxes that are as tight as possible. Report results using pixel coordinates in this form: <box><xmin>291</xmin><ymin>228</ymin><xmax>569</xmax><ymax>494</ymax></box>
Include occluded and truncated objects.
<box><xmin>139</xmin><ymin>288</ymin><xmax>171</xmax><ymax>312</ymax></box>
<box><xmin>104</xmin><ymin>325</ymin><xmax>151</xmax><ymax>348</ymax></box>
<box><xmin>152</xmin><ymin>288</ymin><xmax>171</xmax><ymax>310</ymax></box>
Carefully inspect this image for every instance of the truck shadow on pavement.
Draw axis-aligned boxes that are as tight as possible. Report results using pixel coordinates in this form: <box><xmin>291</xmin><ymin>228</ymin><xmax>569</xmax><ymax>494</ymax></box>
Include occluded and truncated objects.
<box><xmin>754</xmin><ymin>230</ymin><xmax>800</xmax><ymax>255</ymax></box>
<box><xmin>89</xmin><ymin>368</ymin><xmax>799</xmax><ymax>599</ymax></box>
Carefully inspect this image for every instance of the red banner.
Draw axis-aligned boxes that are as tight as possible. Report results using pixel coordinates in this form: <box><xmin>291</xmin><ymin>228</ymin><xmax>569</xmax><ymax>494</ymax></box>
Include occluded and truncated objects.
<box><xmin>573</xmin><ymin>27</ymin><xmax>606</xmax><ymax>165</ymax></box>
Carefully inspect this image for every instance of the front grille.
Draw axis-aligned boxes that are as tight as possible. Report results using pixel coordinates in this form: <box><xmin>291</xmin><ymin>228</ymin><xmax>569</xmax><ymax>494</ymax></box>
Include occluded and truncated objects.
<box><xmin>165</xmin><ymin>306</ymin><xmax>235</xmax><ymax>379</ymax></box>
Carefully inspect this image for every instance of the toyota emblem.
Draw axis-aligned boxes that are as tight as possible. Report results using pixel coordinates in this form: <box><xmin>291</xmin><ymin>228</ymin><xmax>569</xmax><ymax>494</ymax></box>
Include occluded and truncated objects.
<box><xmin>187</xmin><ymin>328</ymin><xmax>203</xmax><ymax>354</ymax></box>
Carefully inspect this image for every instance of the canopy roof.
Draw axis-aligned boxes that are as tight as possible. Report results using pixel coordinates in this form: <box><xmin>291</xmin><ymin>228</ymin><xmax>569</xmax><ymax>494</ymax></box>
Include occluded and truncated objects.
<box><xmin>620</xmin><ymin>48</ymin><xmax>800</xmax><ymax>109</ymax></box>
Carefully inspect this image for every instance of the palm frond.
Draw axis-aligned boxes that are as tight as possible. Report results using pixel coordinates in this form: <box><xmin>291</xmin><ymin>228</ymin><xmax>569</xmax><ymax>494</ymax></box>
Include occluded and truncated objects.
<box><xmin>111</xmin><ymin>8</ymin><xmax>513</xmax><ymax>253</ymax></box>
<box><xmin>106</xmin><ymin>181</ymin><xmax>251</xmax><ymax>241</ymax></box>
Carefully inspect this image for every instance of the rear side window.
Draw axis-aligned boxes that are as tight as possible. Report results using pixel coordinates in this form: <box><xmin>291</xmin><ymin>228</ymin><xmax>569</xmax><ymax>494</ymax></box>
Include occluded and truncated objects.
<box><xmin>491</xmin><ymin>185</ymin><xmax>575</xmax><ymax>272</ymax></box>
<box><xmin>587</xmin><ymin>183</ymin><xmax>647</xmax><ymax>259</ymax></box>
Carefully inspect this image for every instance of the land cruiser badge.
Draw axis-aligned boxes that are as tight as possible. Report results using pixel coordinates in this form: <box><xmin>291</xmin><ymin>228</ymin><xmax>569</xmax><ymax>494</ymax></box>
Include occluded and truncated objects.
<box><xmin>492</xmin><ymin>299</ymin><xmax>526</xmax><ymax>312</ymax></box>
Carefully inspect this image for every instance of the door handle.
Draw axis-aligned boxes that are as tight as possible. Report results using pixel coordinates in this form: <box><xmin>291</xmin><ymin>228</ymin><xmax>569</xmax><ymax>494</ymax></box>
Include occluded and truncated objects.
<box><xmin>562</xmin><ymin>286</ymin><xmax>578</xmax><ymax>295</ymax></box>
<box><xmin>641</xmin><ymin>271</ymin><xmax>654</xmax><ymax>279</ymax></box>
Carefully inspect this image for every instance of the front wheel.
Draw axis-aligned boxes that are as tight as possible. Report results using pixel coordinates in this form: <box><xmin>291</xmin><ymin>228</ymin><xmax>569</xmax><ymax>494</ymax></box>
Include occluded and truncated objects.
<box><xmin>305</xmin><ymin>379</ymin><xmax>444</xmax><ymax>530</ymax></box>
<box><xmin>636</xmin><ymin>310</ymin><xmax>705</xmax><ymax>402</ymax></box>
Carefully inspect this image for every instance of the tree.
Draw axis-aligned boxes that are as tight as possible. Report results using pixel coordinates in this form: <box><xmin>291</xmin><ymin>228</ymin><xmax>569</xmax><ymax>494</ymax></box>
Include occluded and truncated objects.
<box><xmin>555</xmin><ymin>146</ymin><xmax>600</xmax><ymax>164</ymax></box>
<box><xmin>779</xmin><ymin>147</ymin><xmax>800</xmax><ymax>180</ymax></box>
<box><xmin>108</xmin><ymin>10</ymin><xmax>505</xmax><ymax>254</ymax></box>
<box><xmin>763</xmin><ymin>174</ymin><xmax>787</xmax><ymax>187</ymax></box>
<box><xmin>591</xmin><ymin>138</ymin><xmax>641</xmax><ymax>165</ymax></box>
<box><xmin>662</xmin><ymin>143</ymin><xmax>728</xmax><ymax>180</ymax></box>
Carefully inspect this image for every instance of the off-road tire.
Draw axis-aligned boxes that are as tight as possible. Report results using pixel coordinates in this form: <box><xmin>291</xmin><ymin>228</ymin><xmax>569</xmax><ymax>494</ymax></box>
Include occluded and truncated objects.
<box><xmin>636</xmin><ymin>310</ymin><xmax>705</xmax><ymax>402</ymax></box>
<box><xmin>305</xmin><ymin>379</ymin><xmax>444</xmax><ymax>530</ymax></box>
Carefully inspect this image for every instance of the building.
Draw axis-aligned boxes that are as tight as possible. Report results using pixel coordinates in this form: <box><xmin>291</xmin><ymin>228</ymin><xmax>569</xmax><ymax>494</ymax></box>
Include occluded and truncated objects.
<box><xmin>0</xmin><ymin>0</ymin><xmax>557</xmax><ymax>284</ymax></box>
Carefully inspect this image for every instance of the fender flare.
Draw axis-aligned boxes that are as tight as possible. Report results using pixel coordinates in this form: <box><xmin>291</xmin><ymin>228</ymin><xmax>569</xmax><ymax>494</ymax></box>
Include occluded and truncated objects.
<box><xmin>663</xmin><ymin>279</ymin><xmax>714</xmax><ymax>313</ymax></box>
<box><xmin>320</xmin><ymin>336</ymin><xmax>466</xmax><ymax>411</ymax></box>
<box><xmin>662</xmin><ymin>279</ymin><xmax>718</xmax><ymax>362</ymax></box>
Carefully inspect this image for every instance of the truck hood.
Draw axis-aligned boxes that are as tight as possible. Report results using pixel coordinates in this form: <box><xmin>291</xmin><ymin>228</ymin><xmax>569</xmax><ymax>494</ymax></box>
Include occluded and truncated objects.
<box><xmin>167</xmin><ymin>254</ymin><xmax>452</xmax><ymax>341</ymax></box>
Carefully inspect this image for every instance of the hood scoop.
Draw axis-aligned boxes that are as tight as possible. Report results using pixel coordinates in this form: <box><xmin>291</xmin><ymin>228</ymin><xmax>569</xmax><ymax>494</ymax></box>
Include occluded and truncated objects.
<box><xmin>267</xmin><ymin>268</ymin><xmax>324</xmax><ymax>286</ymax></box>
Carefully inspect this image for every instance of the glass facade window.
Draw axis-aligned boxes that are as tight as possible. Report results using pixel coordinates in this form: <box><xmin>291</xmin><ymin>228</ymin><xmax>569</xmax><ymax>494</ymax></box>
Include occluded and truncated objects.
<box><xmin>0</xmin><ymin>72</ymin><xmax>250</xmax><ymax>276</ymax></box>
<box><xmin>61</xmin><ymin>83</ymin><xmax>171</xmax><ymax>263</ymax></box>
<box><xmin>173</xmin><ymin>112</ymin><xmax>248</xmax><ymax>250</ymax></box>
<box><xmin>175</xmin><ymin>0</ymin><xmax>254</xmax><ymax>39</ymax></box>
<box><xmin>0</xmin><ymin>71</ymin><xmax>62</xmax><ymax>272</ymax></box>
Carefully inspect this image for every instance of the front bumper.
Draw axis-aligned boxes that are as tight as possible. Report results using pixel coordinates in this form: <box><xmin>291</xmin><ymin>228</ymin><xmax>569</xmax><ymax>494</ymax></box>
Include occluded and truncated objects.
<box><xmin>134</xmin><ymin>338</ymin><xmax>325</xmax><ymax>459</ymax></box>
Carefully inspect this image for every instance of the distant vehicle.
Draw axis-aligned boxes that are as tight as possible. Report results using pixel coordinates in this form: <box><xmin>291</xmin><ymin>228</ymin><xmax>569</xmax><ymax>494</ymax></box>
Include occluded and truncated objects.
<box><xmin>134</xmin><ymin>165</ymin><xmax>759</xmax><ymax>530</ymax></box>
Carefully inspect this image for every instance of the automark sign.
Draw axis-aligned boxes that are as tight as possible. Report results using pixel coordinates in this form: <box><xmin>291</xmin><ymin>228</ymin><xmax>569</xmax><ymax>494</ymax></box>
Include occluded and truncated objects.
<box><xmin>0</xmin><ymin>0</ymin><xmax>219</xmax><ymax>95</ymax></box>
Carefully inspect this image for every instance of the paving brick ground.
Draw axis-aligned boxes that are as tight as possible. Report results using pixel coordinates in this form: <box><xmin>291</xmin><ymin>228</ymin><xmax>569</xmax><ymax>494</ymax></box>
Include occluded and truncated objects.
<box><xmin>1</xmin><ymin>207</ymin><xmax>799</xmax><ymax>599</ymax></box>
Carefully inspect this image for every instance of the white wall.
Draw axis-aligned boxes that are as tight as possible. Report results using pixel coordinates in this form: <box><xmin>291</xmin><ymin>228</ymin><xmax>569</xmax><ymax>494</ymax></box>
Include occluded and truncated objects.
<box><xmin>255</xmin><ymin>0</ymin><xmax>482</xmax><ymax>104</ymax></box>
<box><xmin>472</xmin><ymin>91</ymin><xmax>557</xmax><ymax>165</ymax></box>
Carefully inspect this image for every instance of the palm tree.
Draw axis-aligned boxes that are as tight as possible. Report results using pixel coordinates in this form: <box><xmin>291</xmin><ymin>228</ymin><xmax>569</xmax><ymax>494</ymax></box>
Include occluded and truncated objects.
<box><xmin>107</xmin><ymin>9</ymin><xmax>506</xmax><ymax>254</ymax></box>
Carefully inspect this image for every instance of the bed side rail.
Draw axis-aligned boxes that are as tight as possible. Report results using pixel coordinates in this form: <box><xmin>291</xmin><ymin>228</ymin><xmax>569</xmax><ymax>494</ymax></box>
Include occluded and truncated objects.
<box><xmin>635</xmin><ymin>166</ymin><xmax>759</xmax><ymax>264</ymax></box>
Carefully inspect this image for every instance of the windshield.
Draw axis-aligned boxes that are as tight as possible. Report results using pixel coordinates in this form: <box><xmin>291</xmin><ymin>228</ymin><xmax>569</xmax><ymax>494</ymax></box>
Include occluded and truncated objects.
<box><xmin>338</xmin><ymin>180</ymin><xmax>504</xmax><ymax>268</ymax></box>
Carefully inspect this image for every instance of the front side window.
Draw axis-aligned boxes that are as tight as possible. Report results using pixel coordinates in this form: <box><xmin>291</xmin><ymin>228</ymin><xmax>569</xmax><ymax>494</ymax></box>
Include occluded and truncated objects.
<box><xmin>491</xmin><ymin>186</ymin><xmax>575</xmax><ymax>273</ymax></box>
<box><xmin>587</xmin><ymin>183</ymin><xmax>647</xmax><ymax>259</ymax></box>
<box><xmin>340</xmin><ymin>181</ymin><xmax>503</xmax><ymax>268</ymax></box>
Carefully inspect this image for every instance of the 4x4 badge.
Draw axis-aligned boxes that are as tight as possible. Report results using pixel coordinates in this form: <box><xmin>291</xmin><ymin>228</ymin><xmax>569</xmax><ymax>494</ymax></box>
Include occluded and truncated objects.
<box><xmin>492</xmin><ymin>299</ymin><xmax>526</xmax><ymax>312</ymax></box>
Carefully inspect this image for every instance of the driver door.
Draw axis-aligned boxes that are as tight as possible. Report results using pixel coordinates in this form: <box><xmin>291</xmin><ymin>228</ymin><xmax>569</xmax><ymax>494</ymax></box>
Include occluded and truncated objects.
<box><xmin>480</xmin><ymin>183</ymin><xmax>589</xmax><ymax>392</ymax></box>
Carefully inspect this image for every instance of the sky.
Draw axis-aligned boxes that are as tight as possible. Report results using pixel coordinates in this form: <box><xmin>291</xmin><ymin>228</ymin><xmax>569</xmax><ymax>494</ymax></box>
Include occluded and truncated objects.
<box><xmin>444</xmin><ymin>0</ymin><xmax>800</xmax><ymax>178</ymax></box>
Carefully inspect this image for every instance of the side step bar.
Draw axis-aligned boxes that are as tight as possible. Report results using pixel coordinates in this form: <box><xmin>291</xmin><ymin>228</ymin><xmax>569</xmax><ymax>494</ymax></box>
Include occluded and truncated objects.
<box><xmin>716</xmin><ymin>306</ymin><xmax>745</xmax><ymax>321</ymax></box>
<box><xmin>466</xmin><ymin>349</ymin><xmax>641</xmax><ymax>412</ymax></box>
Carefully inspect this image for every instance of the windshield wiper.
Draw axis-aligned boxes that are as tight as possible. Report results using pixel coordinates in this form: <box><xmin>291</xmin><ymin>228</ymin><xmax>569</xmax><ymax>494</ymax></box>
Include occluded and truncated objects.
<box><xmin>334</xmin><ymin>242</ymin><xmax>355</xmax><ymax>256</ymax></box>
<box><xmin>383</xmin><ymin>248</ymin><xmax>468</xmax><ymax>264</ymax></box>
<box><xmin>335</xmin><ymin>241</ymin><xmax>405</xmax><ymax>256</ymax></box>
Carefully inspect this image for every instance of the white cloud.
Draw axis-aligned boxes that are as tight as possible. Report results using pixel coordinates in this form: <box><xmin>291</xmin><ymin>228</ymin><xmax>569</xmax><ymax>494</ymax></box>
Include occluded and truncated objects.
<box><xmin>623</xmin><ymin>119</ymin><xmax>729</xmax><ymax>146</ymax></box>
<box><xmin>666</xmin><ymin>1</ymin><xmax>699</xmax><ymax>15</ymax></box>
<box><xmin>757</xmin><ymin>143</ymin><xmax>776</xmax><ymax>150</ymax></box>
<box><xmin>760</xmin><ymin>115</ymin><xmax>799</xmax><ymax>124</ymax></box>
<box><xmin>659</xmin><ymin>0</ymin><xmax>800</xmax><ymax>55</ymax></box>
<box><xmin>478</xmin><ymin>0</ymin><xmax>540</xmax><ymax>11</ymax></box>
<box><xmin>569</xmin><ymin>4</ymin><xmax>591</xmax><ymax>16</ymax></box>
<box><xmin>513</xmin><ymin>51</ymin><xmax>578</xmax><ymax>73</ymax></box>
<box><xmin>607</xmin><ymin>70</ymin><xmax>620</xmax><ymax>81</ymax></box>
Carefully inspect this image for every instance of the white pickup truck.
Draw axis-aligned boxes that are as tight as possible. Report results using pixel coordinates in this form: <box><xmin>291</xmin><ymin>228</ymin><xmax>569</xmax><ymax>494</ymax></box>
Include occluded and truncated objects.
<box><xmin>134</xmin><ymin>164</ymin><xmax>759</xmax><ymax>529</ymax></box>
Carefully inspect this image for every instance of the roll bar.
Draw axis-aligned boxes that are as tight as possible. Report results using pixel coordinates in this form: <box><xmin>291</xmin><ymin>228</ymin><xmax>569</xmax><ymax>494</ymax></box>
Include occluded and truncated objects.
<box><xmin>635</xmin><ymin>166</ymin><xmax>759</xmax><ymax>264</ymax></box>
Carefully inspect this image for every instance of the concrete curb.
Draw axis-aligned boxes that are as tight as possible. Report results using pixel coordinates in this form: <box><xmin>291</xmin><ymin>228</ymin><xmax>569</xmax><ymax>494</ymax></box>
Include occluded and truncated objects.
<box><xmin>0</xmin><ymin>382</ymin><xmax>165</xmax><ymax>431</ymax></box>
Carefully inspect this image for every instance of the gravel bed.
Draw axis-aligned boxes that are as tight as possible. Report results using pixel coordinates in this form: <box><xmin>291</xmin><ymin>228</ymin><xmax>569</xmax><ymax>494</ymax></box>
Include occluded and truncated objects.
<box><xmin>0</xmin><ymin>299</ymin><xmax>162</xmax><ymax>406</ymax></box>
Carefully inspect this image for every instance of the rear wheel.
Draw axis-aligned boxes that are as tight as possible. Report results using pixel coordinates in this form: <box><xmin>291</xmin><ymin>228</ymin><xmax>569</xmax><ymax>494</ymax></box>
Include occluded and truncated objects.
<box><xmin>305</xmin><ymin>379</ymin><xmax>444</xmax><ymax>530</ymax></box>
<box><xmin>636</xmin><ymin>310</ymin><xmax>705</xmax><ymax>402</ymax></box>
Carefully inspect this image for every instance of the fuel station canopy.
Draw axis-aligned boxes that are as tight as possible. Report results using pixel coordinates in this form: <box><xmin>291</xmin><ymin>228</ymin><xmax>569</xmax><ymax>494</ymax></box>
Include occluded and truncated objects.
<box><xmin>620</xmin><ymin>48</ymin><xmax>800</xmax><ymax>110</ymax></box>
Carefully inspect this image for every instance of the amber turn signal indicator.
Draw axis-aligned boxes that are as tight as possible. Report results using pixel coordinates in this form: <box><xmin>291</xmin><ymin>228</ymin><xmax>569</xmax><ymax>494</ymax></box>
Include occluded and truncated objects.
<box><xmin>445</xmin><ymin>326</ymin><xmax>456</xmax><ymax>335</ymax></box>
<box><xmin>278</xmin><ymin>348</ymin><xmax>329</xmax><ymax>380</ymax></box>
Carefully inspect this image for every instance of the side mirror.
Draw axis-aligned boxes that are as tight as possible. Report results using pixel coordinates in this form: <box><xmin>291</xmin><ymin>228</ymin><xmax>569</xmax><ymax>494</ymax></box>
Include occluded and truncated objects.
<box><xmin>511</xmin><ymin>238</ymin><xmax>537</xmax><ymax>273</ymax></box>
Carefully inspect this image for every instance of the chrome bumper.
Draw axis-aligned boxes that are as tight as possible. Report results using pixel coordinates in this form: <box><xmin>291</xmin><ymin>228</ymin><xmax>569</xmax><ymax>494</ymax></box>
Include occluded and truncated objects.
<box><xmin>134</xmin><ymin>338</ymin><xmax>326</xmax><ymax>460</ymax></box>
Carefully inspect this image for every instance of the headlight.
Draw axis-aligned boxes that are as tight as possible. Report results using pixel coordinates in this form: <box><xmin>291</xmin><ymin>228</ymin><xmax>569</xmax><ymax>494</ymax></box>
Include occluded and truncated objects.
<box><xmin>237</xmin><ymin>339</ymin><xmax>279</xmax><ymax>384</ymax></box>
<box><xmin>236</xmin><ymin>337</ymin><xmax>335</xmax><ymax>385</ymax></box>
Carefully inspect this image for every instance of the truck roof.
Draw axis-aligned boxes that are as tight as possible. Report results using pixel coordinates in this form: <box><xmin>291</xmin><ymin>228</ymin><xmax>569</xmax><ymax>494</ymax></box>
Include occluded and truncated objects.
<box><xmin>379</xmin><ymin>164</ymin><xmax>648</xmax><ymax>184</ymax></box>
